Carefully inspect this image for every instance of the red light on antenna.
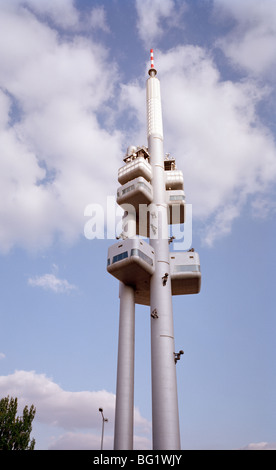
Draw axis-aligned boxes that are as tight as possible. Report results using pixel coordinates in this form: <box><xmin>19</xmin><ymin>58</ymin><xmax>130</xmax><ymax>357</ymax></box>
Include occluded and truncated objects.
<box><xmin>150</xmin><ymin>49</ymin><xmax>154</xmax><ymax>68</ymax></box>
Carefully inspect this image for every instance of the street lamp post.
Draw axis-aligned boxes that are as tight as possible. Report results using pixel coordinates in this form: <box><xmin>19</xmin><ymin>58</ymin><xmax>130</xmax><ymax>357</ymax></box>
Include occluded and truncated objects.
<box><xmin>99</xmin><ymin>408</ymin><xmax>108</xmax><ymax>450</ymax></box>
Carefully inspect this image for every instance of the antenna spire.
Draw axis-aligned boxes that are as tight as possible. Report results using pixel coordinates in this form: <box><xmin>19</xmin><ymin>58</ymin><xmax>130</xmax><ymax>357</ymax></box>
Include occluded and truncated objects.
<box><xmin>148</xmin><ymin>49</ymin><xmax>157</xmax><ymax>76</ymax></box>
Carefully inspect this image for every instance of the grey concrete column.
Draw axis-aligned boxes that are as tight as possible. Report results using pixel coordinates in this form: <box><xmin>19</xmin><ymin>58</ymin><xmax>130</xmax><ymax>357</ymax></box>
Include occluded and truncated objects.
<box><xmin>114</xmin><ymin>282</ymin><xmax>135</xmax><ymax>450</ymax></box>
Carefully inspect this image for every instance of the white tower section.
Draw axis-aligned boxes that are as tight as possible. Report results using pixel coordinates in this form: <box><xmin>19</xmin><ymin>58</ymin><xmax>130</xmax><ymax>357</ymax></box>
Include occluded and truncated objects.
<box><xmin>147</xmin><ymin>53</ymin><xmax>181</xmax><ymax>450</ymax></box>
<box><xmin>147</xmin><ymin>73</ymin><xmax>163</xmax><ymax>139</ymax></box>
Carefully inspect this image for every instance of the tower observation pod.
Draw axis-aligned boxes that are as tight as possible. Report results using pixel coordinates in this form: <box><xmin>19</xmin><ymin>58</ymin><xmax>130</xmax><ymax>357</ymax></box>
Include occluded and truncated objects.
<box><xmin>107</xmin><ymin>50</ymin><xmax>201</xmax><ymax>450</ymax></box>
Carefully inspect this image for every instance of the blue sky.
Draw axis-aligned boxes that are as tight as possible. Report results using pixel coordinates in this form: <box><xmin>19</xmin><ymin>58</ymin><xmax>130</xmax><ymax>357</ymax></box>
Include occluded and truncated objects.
<box><xmin>0</xmin><ymin>0</ymin><xmax>275</xmax><ymax>450</ymax></box>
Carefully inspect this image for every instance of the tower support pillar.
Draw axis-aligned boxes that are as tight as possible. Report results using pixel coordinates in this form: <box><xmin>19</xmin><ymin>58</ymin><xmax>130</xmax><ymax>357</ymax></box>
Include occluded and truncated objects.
<box><xmin>147</xmin><ymin>74</ymin><xmax>181</xmax><ymax>447</ymax></box>
<box><xmin>114</xmin><ymin>282</ymin><xmax>135</xmax><ymax>450</ymax></box>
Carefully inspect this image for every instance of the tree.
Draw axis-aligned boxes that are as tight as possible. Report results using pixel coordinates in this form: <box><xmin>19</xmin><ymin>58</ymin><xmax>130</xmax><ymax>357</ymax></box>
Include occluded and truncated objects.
<box><xmin>0</xmin><ymin>396</ymin><xmax>36</xmax><ymax>450</ymax></box>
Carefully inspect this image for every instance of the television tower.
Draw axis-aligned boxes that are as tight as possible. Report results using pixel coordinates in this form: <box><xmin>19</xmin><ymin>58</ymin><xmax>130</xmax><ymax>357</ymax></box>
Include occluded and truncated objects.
<box><xmin>107</xmin><ymin>50</ymin><xmax>201</xmax><ymax>450</ymax></box>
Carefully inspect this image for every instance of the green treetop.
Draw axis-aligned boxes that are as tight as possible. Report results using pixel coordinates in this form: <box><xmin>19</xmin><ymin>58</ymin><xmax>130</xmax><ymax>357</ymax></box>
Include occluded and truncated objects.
<box><xmin>0</xmin><ymin>396</ymin><xmax>36</xmax><ymax>450</ymax></box>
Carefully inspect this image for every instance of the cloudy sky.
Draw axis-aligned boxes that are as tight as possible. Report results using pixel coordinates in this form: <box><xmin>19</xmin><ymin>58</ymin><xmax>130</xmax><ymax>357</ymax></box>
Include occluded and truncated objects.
<box><xmin>0</xmin><ymin>0</ymin><xmax>275</xmax><ymax>450</ymax></box>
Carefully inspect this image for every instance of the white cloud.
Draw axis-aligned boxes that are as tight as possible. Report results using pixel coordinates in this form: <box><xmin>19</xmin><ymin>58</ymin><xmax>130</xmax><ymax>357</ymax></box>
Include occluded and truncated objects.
<box><xmin>214</xmin><ymin>0</ymin><xmax>276</xmax><ymax>76</ymax></box>
<box><xmin>89</xmin><ymin>6</ymin><xmax>110</xmax><ymax>33</ymax></box>
<box><xmin>28</xmin><ymin>273</ymin><xmax>76</xmax><ymax>293</ymax></box>
<box><xmin>25</xmin><ymin>0</ymin><xmax>80</xmax><ymax>29</ymax></box>
<box><xmin>240</xmin><ymin>441</ymin><xmax>276</xmax><ymax>450</ymax></box>
<box><xmin>0</xmin><ymin>2</ymin><xmax>123</xmax><ymax>253</ymax></box>
<box><xmin>1</xmin><ymin>0</ymin><xmax>80</xmax><ymax>30</ymax></box>
<box><xmin>0</xmin><ymin>370</ymin><xmax>151</xmax><ymax>450</ymax></box>
<box><xmin>0</xmin><ymin>353</ymin><xmax>5</xmax><ymax>360</ymax></box>
<box><xmin>250</xmin><ymin>196</ymin><xmax>276</xmax><ymax>219</ymax></box>
<box><xmin>48</xmin><ymin>431</ymin><xmax>151</xmax><ymax>450</ymax></box>
<box><xmin>48</xmin><ymin>431</ymin><xmax>114</xmax><ymax>450</ymax></box>
<box><xmin>135</xmin><ymin>0</ymin><xmax>185</xmax><ymax>46</ymax></box>
<box><xmin>201</xmin><ymin>204</ymin><xmax>241</xmax><ymax>248</ymax></box>
<box><xmin>160</xmin><ymin>46</ymin><xmax>276</xmax><ymax>243</ymax></box>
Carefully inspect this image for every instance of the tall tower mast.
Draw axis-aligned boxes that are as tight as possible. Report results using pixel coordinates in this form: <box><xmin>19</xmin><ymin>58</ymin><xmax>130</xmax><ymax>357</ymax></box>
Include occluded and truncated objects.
<box><xmin>147</xmin><ymin>50</ymin><xmax>181</xmax><ymax>449</ymax></box>
<box><xmin>107</xmin><ymin>50</ymin><xmax>201</xmax><ymax>450</ymax></box>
